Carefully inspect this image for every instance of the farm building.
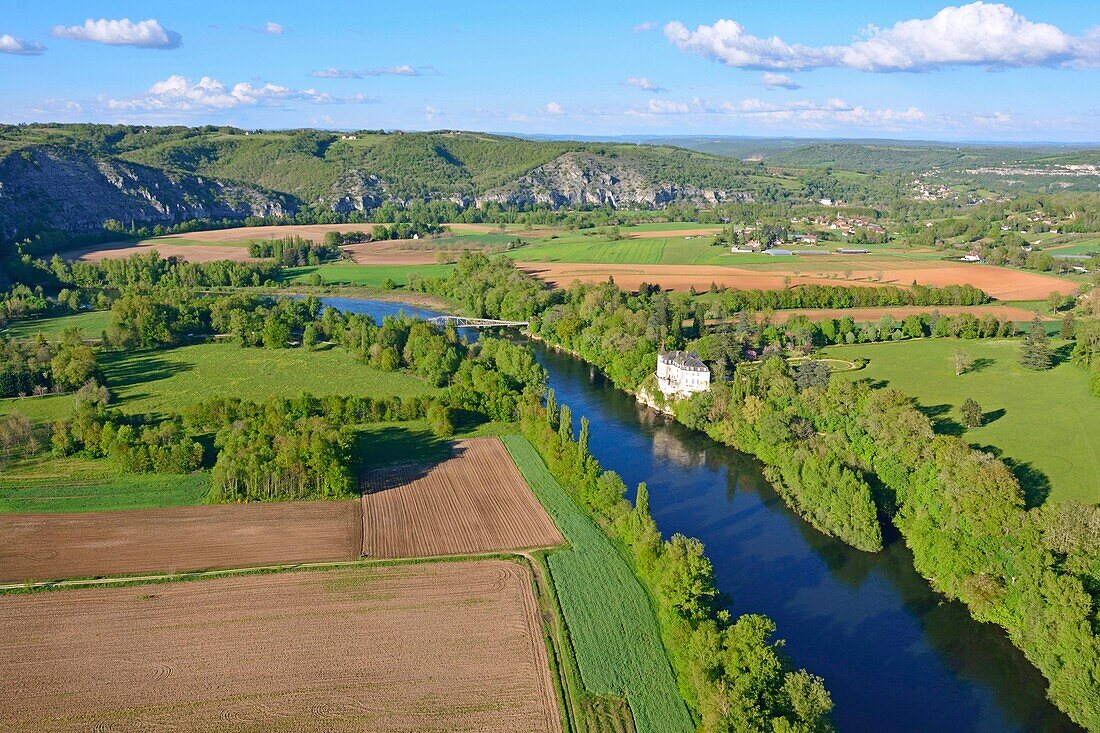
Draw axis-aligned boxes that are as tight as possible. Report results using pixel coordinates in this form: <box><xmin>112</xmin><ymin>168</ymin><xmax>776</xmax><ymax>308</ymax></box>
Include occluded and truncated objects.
<box><xmin>656</xmin><ymin>351</ymin><xmax>711</xmax><ymax>398</ymax></box>
<box><xmin>765</xmin><ymin>248</ymin><xmax>794</xmax><ymax>256</ymax></box>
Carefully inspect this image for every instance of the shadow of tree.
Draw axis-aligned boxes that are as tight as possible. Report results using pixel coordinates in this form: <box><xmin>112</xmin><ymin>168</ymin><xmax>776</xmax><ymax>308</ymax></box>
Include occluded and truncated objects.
<box><xmin>974</xmin><ymin>443</ymin><xmax>1052</xmax><ymax>508</ymax></box>
<box><xmin>918</xmin><ymin>403</ymin><xmax>966</xmax><ymax>437</ymax></box>
<box><xmin>967</xmin><ymin>357</ymin><xmax>995</xmax><ymax>374</ymax></box>
<box><xmin>99</xmin><ymin>350</ymin><xmax>193</xmax><ymax>390</ymax></box>
<box><xmin>982</xmin><ymin>407</ymin><xmax>1007</xmax><ymax>425</ymax></box>
<box><xmin>1051</xmin><ymin>342</ymin><xmax>1075</xmax><ymax>367</ymax></box>
<box><xmin>354</xmin><ymin>425</ymin><xmax>467</xmax><ymax>494</ymax></box>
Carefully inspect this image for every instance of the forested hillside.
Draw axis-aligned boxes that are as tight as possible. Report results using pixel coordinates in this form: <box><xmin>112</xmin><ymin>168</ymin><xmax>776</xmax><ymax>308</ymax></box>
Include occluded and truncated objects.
<box><xmin>0</xmin><ymin>124</ymin><xmax>794</xmax><ymax>243</ymax></box>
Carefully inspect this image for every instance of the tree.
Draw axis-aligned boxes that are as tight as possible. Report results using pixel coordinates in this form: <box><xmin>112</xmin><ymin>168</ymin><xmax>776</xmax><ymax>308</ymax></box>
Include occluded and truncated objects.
<box><xmin>952</xmin><ymin>348</ymin><xmax>973</xmax><ymax>376</ymax></box>
<box><xmin>1059</xmin><ymin>312</ymin><xmax>1076</xmax><ymax>340</ymax></box>
<box><xmin>1047</xmin><ymin>290</ymin><xmax>1066</xmax><ymax>314</ymax></box>
<box><xmin>961</xmin><ymin>398</ymin><xmax>983</xmax><ymax>428</ymax></box>
<box><xmin>1020</xmin><ymin>316</ymin><xmax>1053</xmax><ymax>370</ymax></box>
<box><xmin>301</xmin><ymin>323</ymin><xmax>319</xmax><ymax>350</ymax></box>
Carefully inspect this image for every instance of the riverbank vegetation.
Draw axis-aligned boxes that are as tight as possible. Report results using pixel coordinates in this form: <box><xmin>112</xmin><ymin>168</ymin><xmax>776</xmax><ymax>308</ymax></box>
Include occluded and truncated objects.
<box><xmin>416</xmin><ymin>253</ymin><xmax>1100</xmax><ymax>730</ymax></box>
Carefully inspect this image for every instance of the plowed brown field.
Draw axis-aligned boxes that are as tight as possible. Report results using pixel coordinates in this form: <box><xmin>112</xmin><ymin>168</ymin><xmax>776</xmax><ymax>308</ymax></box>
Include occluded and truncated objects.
<box><xmin>519</xmin><ymin>262</ymin><xmax>1079</xmax><ymax>301</ymax></box>
<box><xmin>0</xmin><ymin>500</ymin><xmax>361</xmax><ymax>582</ymax></box>
<box><xmin>361</xmin><ymin>437</ymin><xmax>562</xmax><ymax>558</ymax></box>
<box><xmin>0</xmin><ymin>560</ymin><xmax>562</xmax><ymax>733</ymax></box>
<box><xmin>759</xmin><ymin>305</ymin><xmax>1046</xmax><ymax>324</ymax></box>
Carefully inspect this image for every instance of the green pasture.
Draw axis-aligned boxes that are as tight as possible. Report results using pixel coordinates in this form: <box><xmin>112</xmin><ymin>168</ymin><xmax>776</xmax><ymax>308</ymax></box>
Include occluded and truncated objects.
<box><xmin>98</xmin><ymin>341</ymin><xmax>436</xmax><ymax>417</ymax></box>
<box><xmin>282</xmin><ymin>263</ymin><xmax>455</xmax><ymax>288</ymax></box>
<box><xmin>1</xmin><ymin>310</ymin><xmax>111</xmax><ymax>340</ymax></box>
<box><xmin>0</xmin><ymin>455</ymin><xmax>209</xmax><ymax>513</ymax></box>
<box><xmin>826</xmin><ymin>338</ymin><xmax>1099</xmax><ymax>505</ymax></box>
<box><xmin>502</xmin><ymin>435</ymin><xmax>694</xmax><ymax>733</ymax></box>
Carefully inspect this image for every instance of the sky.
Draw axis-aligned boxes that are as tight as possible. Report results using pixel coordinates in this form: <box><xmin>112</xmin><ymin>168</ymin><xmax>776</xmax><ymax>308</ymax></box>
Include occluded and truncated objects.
<box><xmin>1</xmin><ymin>1</ymin><xmax>1098</xmax><ymax>142</ymax></box>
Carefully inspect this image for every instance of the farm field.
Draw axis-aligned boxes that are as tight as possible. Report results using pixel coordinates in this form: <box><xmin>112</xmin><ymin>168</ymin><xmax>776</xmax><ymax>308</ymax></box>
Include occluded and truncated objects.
<box><xmin>501</xmin><ymin>435</ymin><xmax>694</xmax><ymax>733</ymax></box>
<box><xmin>69</xmin><ymin>239</ymin><xmax>256</xmax><ymax>263</ymax></box>
<box><xmin>0</xmin><ymin>499</ymin><xmax>361</xmax><ymax>582</ymax></box>
<box><xmin>0</xmin><ymin>455</ymin><xmax>208</xmax><ymax>513</ymax></box>
<box><xmin>758</xmin><ymin>304</ymin><xmax>1047</xmax><ymax>324</ymax></box>
<box><xmin>98</xmin><ymin>341</ymin><xmax>436</xmax><ymax>416</ymax></box>
<box><xmin>519</xmin><ymin>261</ymin><xmax>1079</xmax><ymax>300</ymax></box>
<box><xmin>361</xmin><ymin>437</ymin><xmax>562</xmax><ymax>558</ymax></box>
<box><xmin>826</xmin><ymin>338</ymin><xmax>1100</xmax><ymax>505</ymax></box>
<box><xmin>282</xmin><ymin>262</ymin><xmax>454</xmax><ymax>287</ymax></box>
<box><xmin>0</xmin><ymin>560</ymin><xmax>562</xmax><ymax>733</ymax></box>
<box><xmin>0</xmin><ymin>310</ymin><xmax>111</xmax><ymax>340</ymax></box>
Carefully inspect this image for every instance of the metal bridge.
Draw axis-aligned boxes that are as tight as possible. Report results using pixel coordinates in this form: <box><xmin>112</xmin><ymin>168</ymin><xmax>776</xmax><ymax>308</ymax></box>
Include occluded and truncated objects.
<box><xmin>427</xmin><ymin>315</ymin><xmax>529</xmax><ymax>329</ymax></box>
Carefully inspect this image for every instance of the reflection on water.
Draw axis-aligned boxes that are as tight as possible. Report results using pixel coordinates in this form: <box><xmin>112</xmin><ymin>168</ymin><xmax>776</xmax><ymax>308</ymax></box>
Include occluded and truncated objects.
<box><xmin>323</xmin><ymin>299</ymin><xmax>1078</xmax><ymax>733</ymax></box>
<box><xmin>530</xmin><ymin>341</ymin><xmax>1078</xmax><ymax>733</ymax></box>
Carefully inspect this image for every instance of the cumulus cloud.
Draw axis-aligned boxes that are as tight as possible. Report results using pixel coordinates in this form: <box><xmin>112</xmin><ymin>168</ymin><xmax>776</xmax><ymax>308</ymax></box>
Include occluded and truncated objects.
<box><xmin>633</xmin><ymin>22</ymin><xmax>656</xmax><ymax>33</ymax></box>
<box><xmin>761</xmin><ymin>72</ymin><xmax>801</xmax><ymax>89</ymax></box>
<box><xmin>264</xmin><ymin>22</ymin><xmax>284</xmax><ymax>35</ymax></box>
<box><xmin>51</xmin><ymin>18</ymin><xmax>182</xmax><ymax>49</ymax></box>
<box><xmin>623</xmin><ymin>76</ymin><xmax>666</xmax><ymax>92</ymax></box>
<box><xmin>309</xmin><ymin>65</ymin><xmax>424</xmax><ymax>78</ymax></box>
<box><xmin>545</xmin><ymin>101</ymin><xmax>564</xmax><ymax>115</ymax></box>
<box><xmin>626</xmin><ymin>95</ymin><xmax>925</xmax><ymax>129</ymax></box>
<box><xmin>665</xmin><ymin>2</ymin><xmax>1100</xmax><ymax>72</ymax></box>
<box><xmin>106</xmin><ymin>75</ymin><xmax>376</xmax><ymax>112</ymax></box>
<box><xmin>0</xmin><ymin>34</ymin><xmax>45</xmax><ymax>55</ymax></box>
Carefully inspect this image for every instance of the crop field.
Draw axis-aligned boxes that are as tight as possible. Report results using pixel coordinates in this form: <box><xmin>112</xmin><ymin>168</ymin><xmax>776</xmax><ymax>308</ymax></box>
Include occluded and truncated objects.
<box><xmin>826</xmin><ymin>338</ymin><xmax>1099</xmax><ymax>505</ymax></box>
<box><xmin>0</xmin><ymin>455</ymin><xmax>208</xmax><ymax>513</ymax></box>
<box><xmin>0</xmin><ymin>310</ymin><xmax>111</xmax><ymax>340</ymax></box>
<box><xmin>519</xmin><ymin>261</ymin><xmax>1079</xmax><ymax>300</ymax></box>
<box><xmin>757</xmin><ymin>304</ymin><xmax>1046</xmax><ymax>324</ymax></box>
<box><xmin>0</xmin><ymin>560</ymin><xmax>562</xmax><ymax>733</ymax></box>
<box><xmin>0</xmin><ymin>499</ymin><xmax>362</xmax><ymax>582</ymax></box>
<box><xmin>283</xmin><ymin>262</ymin><xmax>454</xmax><ymax>287</ymax></box>
<box><xmin>70</xmin><ymin>239</ymin><xmax>256</xmax><ymax>263</ymax></box>
<box><xmin>98</xmin><ymin>341</ymin><xmax>435</xmax><ymax>416</ymax></box>
<box><xmin>361</xmin><ymin>437</ymin><xmax>562</xmax><ymax>557</ymax></box>
<box><xmin>501</xmin><ymin>436</ymin><xmax>694</xmax><ymax>733</ymax></box>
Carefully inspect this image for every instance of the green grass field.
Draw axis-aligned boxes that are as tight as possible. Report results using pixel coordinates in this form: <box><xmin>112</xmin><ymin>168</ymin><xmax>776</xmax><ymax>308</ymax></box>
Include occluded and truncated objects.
<box><xmin>282</xmin><ymin>263</ymin><xmax>454</xmax><ymax>287</ymax></box>
<box><xmin>99</xmin><ymin>341</ymin><xmax>436</xmax><ymax>417</ymax></box>
<box><xmin>0</xmin><ymin>455</ymin><xmax>209</xmax><ymax>513</ymax></box>
<box><xmin>826</xmin><ymin>338</ymin><xmax>1099</xmax><ymax>505</ymax></box>
<box><xmin>0</xmin><ymin>310</ymin><xmax>111</xmax><ymax>340</ymax></box>
<box><xmin>501</xmin><ymin>435</ymin><xmax>693</xmax><ymax>733</ymax></box>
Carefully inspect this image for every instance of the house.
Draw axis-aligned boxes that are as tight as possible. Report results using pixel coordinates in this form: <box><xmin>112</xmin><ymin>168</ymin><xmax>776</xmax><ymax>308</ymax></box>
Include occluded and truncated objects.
<box><xmin>960</xmin><ymin>254</ymin><xmax>981</xmax><ymax>262</ymax></box>
<box><xmin>819</xmin><ymin>198</ymin><xmax>833</xmax><ymax>206</ymax></box>
<box><xmin>656</xmin><ymin>351</ymin><xmax>711</xmax><ymax>398</ymax></box>
<box><xmin>794</xmin><ymin>233</ymin><xmax>818</xmax><ymax>244</ymax></box>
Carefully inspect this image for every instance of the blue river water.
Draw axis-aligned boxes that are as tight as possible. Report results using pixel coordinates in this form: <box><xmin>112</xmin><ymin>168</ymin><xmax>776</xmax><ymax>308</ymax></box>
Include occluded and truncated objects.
<box><xmin>324</xmin><ymin>297</ymin><xmax>1079</xmax><ymax>733</ymax></box>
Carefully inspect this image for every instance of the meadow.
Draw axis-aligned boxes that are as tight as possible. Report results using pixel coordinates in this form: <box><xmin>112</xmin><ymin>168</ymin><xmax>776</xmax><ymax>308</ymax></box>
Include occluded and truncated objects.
<box><xmin>502</xmin><ymin>435</ymin><xmax>694</xmax><ymax>733</ymax></box>
<box><xmin>98</xmin><ymin>341</ymin><xmax>435</xmax><ymax>417</ymax></box>
<box><xmin>825</xmin><ymin>338</ymin><xmax>1099</xmax><ymax>505</ymax></box>
<box><xmin>283</xmin><ymin>263</ymin><xmax>455</xmax><ymax>287</ymax></box>
<box><xmin>0</xmin><ymin>310</ymin><xmax>111</xmax><ymax>340</ymax></box>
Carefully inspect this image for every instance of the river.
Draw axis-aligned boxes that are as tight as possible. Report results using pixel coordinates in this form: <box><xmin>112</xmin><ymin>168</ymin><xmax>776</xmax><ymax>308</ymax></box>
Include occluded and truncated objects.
<box><xmin>325</xmin><ymin>297</ymin><xmax>1079</xmax><ymax>732</ymax></box>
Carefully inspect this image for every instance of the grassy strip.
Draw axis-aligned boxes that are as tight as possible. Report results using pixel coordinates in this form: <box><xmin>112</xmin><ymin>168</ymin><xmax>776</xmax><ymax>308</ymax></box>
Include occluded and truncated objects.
<box><xmin>501</xmin><ymin>435</ymin><xmax>693</xmax><ymax>733</ymax></box>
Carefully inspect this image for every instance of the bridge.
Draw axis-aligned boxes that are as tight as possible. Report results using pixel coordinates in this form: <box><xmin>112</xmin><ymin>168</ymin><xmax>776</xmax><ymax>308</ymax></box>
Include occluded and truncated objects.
<box><xmin>427</xmin><ymin>315</ymin><xmax>529</xmax><ymax>329</ymax></box>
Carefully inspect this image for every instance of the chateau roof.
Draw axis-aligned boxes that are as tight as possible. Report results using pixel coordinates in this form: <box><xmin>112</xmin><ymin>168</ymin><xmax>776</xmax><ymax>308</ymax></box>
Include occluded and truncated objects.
<box><xmin>659</xmin><ymin>350</ymin><xmax>708</xmax><ymax>372</ymax></box>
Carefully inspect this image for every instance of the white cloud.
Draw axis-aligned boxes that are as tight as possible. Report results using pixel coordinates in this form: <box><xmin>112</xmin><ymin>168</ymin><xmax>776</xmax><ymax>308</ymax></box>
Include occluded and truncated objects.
<box><xmin>761</xmin><ymin>72</ymin><xmax>801</xmax><ymax>89</ymax></box>
<box><xmin>51</xmin><ymin>18</ymin><xmax>182</xmax><ymax>49</ymax></box>
<box><xmin>633</xmin><ymin>22</ymin><xmax>656</xmax><ymax>33</ymax></box>
<box><xmin>309</xmin><ymin>65</ymin><xmax>423</xmax><ymax>78</ymax></box>
<box><xmin>666</xmin><ymin>3</ymin><xmax>1100</xmax><ymax>72</ymax></box>
<box><xmin>623</xmin><ymin>76</ymin><xmax>666</xmax><ymax>92</ymax></box>
<box><xmin>545</xmin><ymin>101</ymin><xmax>564</xmax><ymax>115</ymax></box>
<box><xmin>0</xmin><ymin>34</ymin><xmax>45</xmax><ymax>55</ymax></box>
<box><xmin>624</xmin><ymin>95</ymin><xmax>925</xmax><ymax>129</ymax></box>
<box><xmin>424</xmin><ymin>105</ymin><xmax>440</xmax><ymax>122</ymax></box>
<box><xmin>105</xmin><ymin>75</ymin><xmax>377</xmax><ymax>112</ymax></box>
<box><xmin>264</xmin><ymin>22</ymin><xmax>284</xmax><ymax>35</ymax></box>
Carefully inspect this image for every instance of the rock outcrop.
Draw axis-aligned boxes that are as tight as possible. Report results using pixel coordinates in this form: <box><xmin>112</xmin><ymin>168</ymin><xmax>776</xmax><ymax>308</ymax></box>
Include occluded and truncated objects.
<box><xmin>0</xmin><ymin>146</ymin><xmax>290</xmax><ymax>242</ymax></box>
<box><xmin>476</xmin><ymin>152</ymin><xmax>753</xmax><ymax>209</ymax></box>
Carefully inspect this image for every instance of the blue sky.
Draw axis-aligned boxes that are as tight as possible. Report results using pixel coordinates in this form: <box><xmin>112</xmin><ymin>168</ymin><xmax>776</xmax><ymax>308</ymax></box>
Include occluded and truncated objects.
<box><xmin>1</xmin><ymin>1</ymin><xmax>1098</xmax><ymax>141</ymax></box>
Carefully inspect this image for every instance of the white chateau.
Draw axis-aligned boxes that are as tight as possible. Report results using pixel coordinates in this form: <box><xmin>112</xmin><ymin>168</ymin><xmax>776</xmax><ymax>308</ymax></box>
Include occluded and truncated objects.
<box><xmin>656</xmin><ymin>351</ymin><xmax>711</xmax><ymax>398</ymax></box>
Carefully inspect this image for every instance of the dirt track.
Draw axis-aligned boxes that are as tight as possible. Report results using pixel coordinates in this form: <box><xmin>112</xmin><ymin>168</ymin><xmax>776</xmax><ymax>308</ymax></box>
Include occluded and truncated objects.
<box><xmin>519</xmin><ymin>262</ymin><xmax>1079</xmax><ymax>301</ymax></box>
<box><xmin>362</xmin><ymin>437</ymin><xmax>562</xmax><ymax>558</ymax></box>
<box><xmin>0</xmin><ymin>560</ymin><xmax>562</xmax><ymax>733</ymax></box>
<box><xmin>0</xmin><ymin>500</ymin><xmax>362</xmax><ymax>582</ymax></box>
